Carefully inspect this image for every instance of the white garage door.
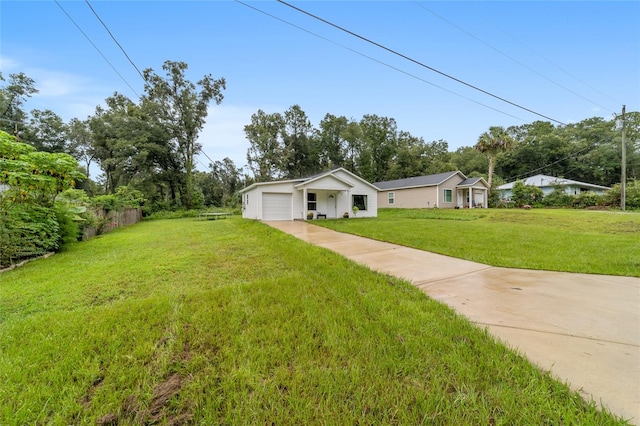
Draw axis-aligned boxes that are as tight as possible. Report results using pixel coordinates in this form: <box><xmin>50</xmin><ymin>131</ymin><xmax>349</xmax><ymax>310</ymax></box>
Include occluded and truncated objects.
<box><xmin>262</xmin><ymin>193</ymin><xmax>292</xmax><ymax>220</ymax></box>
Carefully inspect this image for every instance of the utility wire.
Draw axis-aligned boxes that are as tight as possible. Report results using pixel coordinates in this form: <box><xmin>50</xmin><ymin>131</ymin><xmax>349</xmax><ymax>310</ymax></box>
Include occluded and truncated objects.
<box><xmin>84</xmin><ymin>0</ymin><xmax>147</xmax><ymax>83</ymax></box>
<box><xmin>412</xmin><ymin>1</ymin><xmax>613</xmax><ymax>114</ymax></box>
<box><xmin>54</xmin><ymin>0</ymin><xmax>139</xmax><ymax>98</ymax></box>
<box><xmin>235</xmin><ymin>0</ymin><xmax>524</xmax><ymax>122</ymax></box>
<box><xmin>463</xmin><ymin>2</ymin><xmax>624</xmax><ymax>108</ymax></box>
<box><xmin>505</xmin><ymin>144</ymin><xmax>596</xmax><ymax>182</ymax></box>
<box><xmin>64</xmin><ymin>2</ymin><xmax>220</xmax><ymax>167</ymax></box>
<box><xmin>275</xmin><ymin>0</ymin><xmax>567</xmax><ymax>126</ymax></box>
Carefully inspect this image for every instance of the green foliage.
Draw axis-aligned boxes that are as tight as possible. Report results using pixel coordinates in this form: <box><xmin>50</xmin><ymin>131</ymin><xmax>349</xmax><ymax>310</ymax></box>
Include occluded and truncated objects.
<box><xmin>114</xmin><ymin>185</ymin><xmax>146</xmax><ymax>208</ymax></box>
<box><xmin>542</xmin><ymin>187</ymin><xmax>574</xmax><ymax>207</ymax></box>
<box><xmin>53</xmin><ymin>201</ymin><xmax>81</xmax><ymax>249</ymax></box>
<box><xmin>572</xmin><ymin>191</ymin><xmax>602</xmax><ymax>209</ymax></box>
<box><xmin>0</xmin><ymin>203</ymin><xmax>59</xmax><ymax>266</ymax></box>
<box><xmin>92</xmin><ymin>194</ymin><xmax>118</xmax><ymax>212</ymax></box>
<box><xmin>0</xmin><ymin>131</ymin><xmax>85</xmax><ymax>267</ymax></box>
<box><xmin>602</xmin><ymin>180</ymin><xmax>640</xmax><ymax>209</ymax></box>
<box><xmin>511</xmin><ymin>180</ymin><xmax>544</xmax><ymax>207</ymax></box>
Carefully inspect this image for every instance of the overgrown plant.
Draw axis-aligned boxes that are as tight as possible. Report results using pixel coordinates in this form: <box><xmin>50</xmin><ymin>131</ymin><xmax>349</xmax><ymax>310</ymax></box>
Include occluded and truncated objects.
<box><xmin>0</xmin><ymin>131</ymin><xmax>85</xmax><ymax>267</ymax></box>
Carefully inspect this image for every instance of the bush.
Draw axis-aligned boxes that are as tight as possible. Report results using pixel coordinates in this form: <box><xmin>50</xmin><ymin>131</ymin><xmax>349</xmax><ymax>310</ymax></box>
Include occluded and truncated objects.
<box><xmin>53</xmin><ymin>202</ymin><xmax>81</xmax><ymax>249</ymax></box>
<box><xmin>572</xmin><ymin>192</ymin><xmax>602</xmax><ymax>209</ymax></box>
<box><xmin>542</xmin><ymin>188</ymin><xmax>574</xmax><ymax>208</ymax></box>
<box><xmin>602</xmin><ymin>180</ymin><xmax>640</xmax><ymax>209</ymax></box>
<box><xmin>0</xmin><ymin>203</ymin><xmax>59</xmax><ymax>267</ymax></box>
<box><xmin>511</xmin><ymin>181</ymin><xmax>544</xmax><ymax>207</ymax></box>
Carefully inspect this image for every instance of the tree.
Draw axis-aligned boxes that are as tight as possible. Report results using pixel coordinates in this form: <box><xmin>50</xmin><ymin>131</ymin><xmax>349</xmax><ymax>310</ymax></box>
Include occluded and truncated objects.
<box><xmin>0</xmin><ymin>72</ymin><xmax>38</xmax><ymax>138</ymax></box>
<box><xmin>143</xmin><ymin>61</ymin><xmax>226</xmax><ymax>209</ymax></box>
<box><xmin>66</xmin><ymin>118</ymin><xmax>95</xmax><ymax>179</ymax></box>
<box><xmin>282</xmin><ymin>105</ymin><xmax>317</xmax><ymax>178</ymax></box>
<box><xmin>358</xmin><ymin>114</ymin><xmax>397</xmax><ymax>182</ymax></box>
<box><xmin>245</xmin><ymin>109</ymin><xmax>285</xmax><ymax>181</ymax></box>
<box><xmin>475</xmin><ymin>126</ymin><xmax>515</xmax><ymax>187</ymax></box>
<box><xmin>450</xmin><ymin>146</ymin><xmax>488</xmax><ymax>177</ymax></box>
<box><xmin>317</xmin><ymin>113</ymin><xmax>348</xmax><ymax>170</ymax></box>
<box><xmin>22</xmin><ymin>109</ymin><xmax>68</xmax><ymax>153</ymax></box>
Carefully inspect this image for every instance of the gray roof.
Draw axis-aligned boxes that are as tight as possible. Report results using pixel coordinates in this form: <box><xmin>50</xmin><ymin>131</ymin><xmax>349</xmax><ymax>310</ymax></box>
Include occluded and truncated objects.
<box><xmin>458</xmin><ymin>177</ymin><xmax>484</xmax><ymax>187</ymax></box>
<box><xmin>497</xmin><ymin>174</ymin><xmax>610</xmax><ymax>190</ymax></box>
<box><xmin>374</xmin><ymin>171</ymin><xmax>461</xmax><ymax>190</ymax></box>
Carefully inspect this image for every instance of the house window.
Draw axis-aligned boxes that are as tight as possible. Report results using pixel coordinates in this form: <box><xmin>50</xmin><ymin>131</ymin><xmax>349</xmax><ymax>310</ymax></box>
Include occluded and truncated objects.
<box><xmin>307</xmin><ymin>192</ymin><xmax>317</xmax><ymax>210</ymax></box>
<box><xmin>443</xmin><ymin>189</ymin><xmax>453</xmax><ymax>203</ymax></box>
<box><xmin>352</xmin><ymin>194</ymin><xmax>367</xmax><ymax>211</ymax></box>
<box><xmin>388</xmin><ymin>192</ymin><xmax>395</xmax><ymax>205</ymax></box>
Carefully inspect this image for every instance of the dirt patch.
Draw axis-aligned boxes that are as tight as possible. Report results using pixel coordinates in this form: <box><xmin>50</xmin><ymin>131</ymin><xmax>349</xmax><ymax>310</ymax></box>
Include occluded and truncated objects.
<box><xmin>147</xmin><ymin>374</ymin><xmax>183</xmax><ymax>421</ymax></box>
<box><xmin>96</xmin><ymin>413</ymin><xmax>117</xmax><ymax>425</ymax></box>
<box><xmin>79</xmin><ymin>375</ymin><xmax>104</xmax><ymax>408</ymax></box>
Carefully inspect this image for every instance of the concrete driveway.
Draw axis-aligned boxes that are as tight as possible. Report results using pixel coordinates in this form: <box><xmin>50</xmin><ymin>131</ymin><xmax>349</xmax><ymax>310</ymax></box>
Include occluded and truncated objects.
<box><xmin>267</xmin><ymin>220</ymin><xmax>640</xmax><ymax>423</ymax></box>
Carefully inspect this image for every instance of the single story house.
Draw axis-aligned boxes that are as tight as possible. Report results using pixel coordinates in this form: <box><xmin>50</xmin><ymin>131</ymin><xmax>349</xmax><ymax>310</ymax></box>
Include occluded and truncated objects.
<box><xmin>496</xmin><ymin>174</ymin><xmax>610</xmax><ymax>199</ymax></box>
<box><xmin>375</xmin><ymin>171</ymin><xmax>489</xmax><ymax>209</ymax></box>
<box><xmin>239</xmin><ymin>168</ymin><xmax>379</xmax><ymax>221</ymax></box>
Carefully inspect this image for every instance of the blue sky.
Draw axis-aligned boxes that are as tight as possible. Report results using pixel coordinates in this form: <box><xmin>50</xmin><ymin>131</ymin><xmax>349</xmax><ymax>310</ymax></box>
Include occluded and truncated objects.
<box><xmin>1</xmin><ymin>1</ymin><xmax>639</xmax><ymax>173</ymax></box>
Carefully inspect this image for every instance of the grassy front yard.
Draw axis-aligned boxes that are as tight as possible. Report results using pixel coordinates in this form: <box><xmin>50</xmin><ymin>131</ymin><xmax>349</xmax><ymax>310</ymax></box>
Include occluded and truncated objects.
<box><xmin>317</xmin><ymin>208</ymin><xmax>640</xmax><ymax>277</ymax></box>
<box><xmin>0</xmin><ymin>218</ymin><xmax>629</xmax><ymax>424</ymax></box>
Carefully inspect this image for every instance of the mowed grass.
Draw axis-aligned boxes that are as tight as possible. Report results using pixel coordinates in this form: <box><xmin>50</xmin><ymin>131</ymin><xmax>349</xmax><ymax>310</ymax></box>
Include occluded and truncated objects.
<box><xmin>0</xmin><ymin>218</ymin><xmax>629</xmax><ymax>424</ymax></box>
<box><xmin>317</xmin><ymin>208</ymin><xmax>640</xmax><ymax>277</ymax></box>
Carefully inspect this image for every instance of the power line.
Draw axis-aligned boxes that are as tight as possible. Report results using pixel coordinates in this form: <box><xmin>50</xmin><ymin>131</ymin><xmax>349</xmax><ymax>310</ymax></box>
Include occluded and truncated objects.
<box><xmin>84</xmin><ymin>0</ymin><xmax>146</xmax><ymax>83</ymax></box>
<box><xmin>235</xmin><ymin>0</ymin><xmax>524</xmax><ymax>122</ymax></box>
<box><xmin>412</xmin><ymin>1</ymin><xmax>614</xmax><ymax>114</ymax></box>
<box><xmin>275</xmin><ymin>0</ymin><xmax>567</xmax><ymax>126</ymax></box>
<box><xmin>54</xmin><ymin>0</ymin><xmax>139</xmax><ymax>98</ymax></box>
<box><xmin>463</xmin><ymin>1</ymin><xmax>624</xmax><ymax>109</ymax></box>
<box><xmin>505</xmin><ymin>144</ymin><xmax>597</xmax><ymax>182</ymax></box>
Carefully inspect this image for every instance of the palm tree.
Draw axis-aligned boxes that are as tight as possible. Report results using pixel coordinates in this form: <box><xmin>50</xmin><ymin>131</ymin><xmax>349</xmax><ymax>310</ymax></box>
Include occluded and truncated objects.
<box><xmin>474</xmin><ymin>126</ymin><xmax>515</xmax><ymax>187</ymax></box>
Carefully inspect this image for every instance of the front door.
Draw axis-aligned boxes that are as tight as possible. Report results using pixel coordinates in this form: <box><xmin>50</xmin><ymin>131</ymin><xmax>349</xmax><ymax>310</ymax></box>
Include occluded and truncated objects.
<box><xmin>327</xmin><ymin>194</ymin><xmax>337</xmax><ymax>218</ymax></box>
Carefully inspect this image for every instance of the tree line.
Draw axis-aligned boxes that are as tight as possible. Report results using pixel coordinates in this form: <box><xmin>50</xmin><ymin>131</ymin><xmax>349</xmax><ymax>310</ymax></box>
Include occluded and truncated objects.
<box><xmin>245</xmin><ymin>105</ymin><xmax>639</xmax><ymax>190</ymax></box>
<box><xmin>2</xmin><ymin>66</ymin><xmax>638</xmax><ymax>215</ymax></box>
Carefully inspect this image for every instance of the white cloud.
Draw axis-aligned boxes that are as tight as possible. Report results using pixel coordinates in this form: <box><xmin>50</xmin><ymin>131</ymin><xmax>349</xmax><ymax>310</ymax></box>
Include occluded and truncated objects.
<box><xmin>0</xmin><ymin>55</ymin><xmax>20</xmax><ymax>72</ymax></box>
<box><xmin>197</xmin><ymin>104</ymin><xmax>268</xmax><ymax>172</ymax></box>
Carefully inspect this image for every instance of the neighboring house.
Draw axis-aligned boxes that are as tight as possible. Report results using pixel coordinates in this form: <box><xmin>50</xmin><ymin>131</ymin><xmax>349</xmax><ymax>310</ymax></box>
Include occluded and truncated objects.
<box><xmin>240</xmin><ymin>168</ymin><xmax>379</xmax><ymax>221</ymax></box>
<box><xmin>375</xmin><ymin>171</ymin><xmax>489</xmax><ymax>209</ymax></box>
<box><xmin>497</xmin><ymin>174</ymin><xmax>610</xmax><ymax>199</ymax></box>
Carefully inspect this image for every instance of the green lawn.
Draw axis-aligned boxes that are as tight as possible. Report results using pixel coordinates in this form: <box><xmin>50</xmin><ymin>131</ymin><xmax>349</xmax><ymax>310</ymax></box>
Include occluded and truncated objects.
<box><xmin>316</xmin><ymin>208</ymin><xmax>640</xmax><ymax>277</ymax></box>
<box><xmin>0</xmin><ymin>218</ymin><xmax>629</xmax><ymax>424</ymax></box>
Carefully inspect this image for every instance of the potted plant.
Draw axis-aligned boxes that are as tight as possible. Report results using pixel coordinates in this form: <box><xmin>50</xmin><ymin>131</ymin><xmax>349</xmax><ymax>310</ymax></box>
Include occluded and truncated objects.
<box><xmin>342</xmin><ymin>212</ymin><xmax>349</xmax><ymax>218</ymax></box>
<box><xmin>306</xmin><ymin>212</ymin><xmax>314</xmax><ymax>220</ymax></box>
<box><xmin>352</xmin><ymin>206</ymin><xmax>359</xmax><ymax>217</ymax></box>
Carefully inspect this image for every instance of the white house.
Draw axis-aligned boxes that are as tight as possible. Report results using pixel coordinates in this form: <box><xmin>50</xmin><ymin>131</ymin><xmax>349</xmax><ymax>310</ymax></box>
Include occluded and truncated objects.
<box><xmin>239</xmin><ymin>168</ymin><xmax>379</xmax><ymax>221</ymax></box>
<box><xmin>375</xmin><ymin>171</ymin><xmax>489</xmax><ymax>209</ymax></box>
<box><xmin>497</xmin><ymin>174</ymin><xmax>610</xmax><ymax>199</ymax></box>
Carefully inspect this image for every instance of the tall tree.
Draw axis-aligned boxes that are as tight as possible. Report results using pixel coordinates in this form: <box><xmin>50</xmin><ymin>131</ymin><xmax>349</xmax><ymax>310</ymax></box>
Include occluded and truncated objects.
<box><xmin>245</xmin><ymin>109</ymin><xmax>285</xmax><ymax>181</ymax></box>
<box><xmin>22</xmin><ymin>109</ymin><xmax>68</xmax><ymax>153</ymax></box>
<box><xmin>143</xmin><ymin>61</ymin><xmax>226</xmax><ymax>209</ymax></box>
<box><xmin>358</xmin><ymin>114</ymin><xmax>397</xmax><ymax>182</ymax></box>
<box><xmin>317</xmin><ymin>113</ymin><xmax>348</xmax><ymax>170</ymax></box>
<box><xmin>474</xmin><ymin>126</ymin><xmax>515</xmax><ymax>187</ymax></box>
<box><xmin>66</xmin><ymin>118</ymin><xmax>95</xmax><ymax>178</ymax></box>
<box><xmin>282</xmin><ymin>105</ymin><xmax>316</xmax><ymax>178</ymax></box>
<box><xmin>0</xmin><ymin>72</ymin><xmax>38</xmax><ymax>138</ymax></box>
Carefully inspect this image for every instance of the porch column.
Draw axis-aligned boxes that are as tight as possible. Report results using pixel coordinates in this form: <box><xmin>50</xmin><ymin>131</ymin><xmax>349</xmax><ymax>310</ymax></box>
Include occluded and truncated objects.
<box><xmin>303</xmin><ymin>187</ymin><xmax>307</xmax><ymax>219</ymax></box>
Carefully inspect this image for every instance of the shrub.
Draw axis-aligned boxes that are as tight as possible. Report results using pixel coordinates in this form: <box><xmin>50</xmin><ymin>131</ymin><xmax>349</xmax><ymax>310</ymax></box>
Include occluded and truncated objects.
<box><xmin>572</xmin><ymin>192</ymin><xmax>602</xmax><ymax>209</ymax></box>
<box><xmin>53</xmin><ymin>202</ymin><xmax>81</xmax><ymax>249</ymax></box>
<box><xmin>542</xmin><ymin>188</ymin><xmax>574</xmax><ymax>208</ymax></box>
<box><xmin>511</xmin><ymin>181</ymin><xmax>544</xmax><ymax>207</ymax></box>
<box><xmin>602</xmin><ymin>180</ymin><xmax>640</xmax><ymax>209</ymax></box>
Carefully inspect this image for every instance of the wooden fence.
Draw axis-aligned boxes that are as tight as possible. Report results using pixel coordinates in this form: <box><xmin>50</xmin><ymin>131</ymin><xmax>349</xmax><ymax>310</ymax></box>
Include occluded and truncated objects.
<box><xmin>82</xmin><ymin>207</ymin><xmax>142</xmax><ymax>240</ymax></box>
